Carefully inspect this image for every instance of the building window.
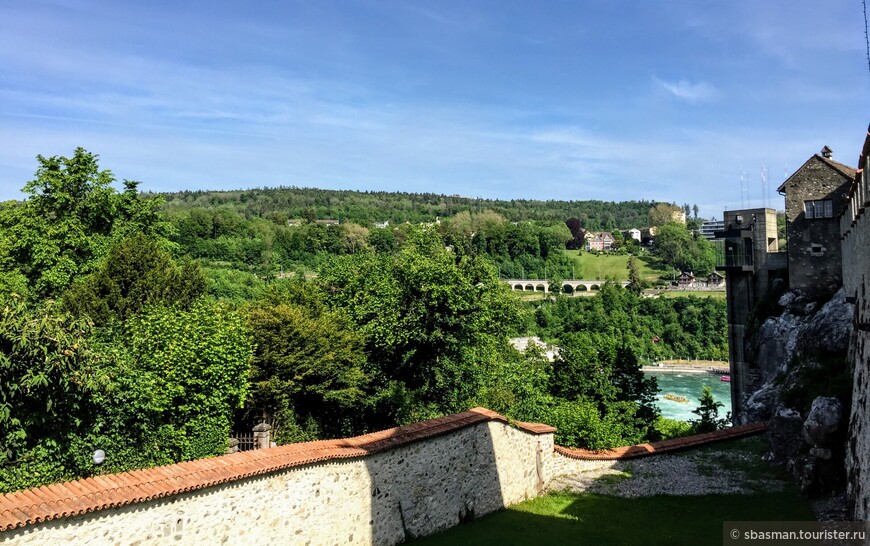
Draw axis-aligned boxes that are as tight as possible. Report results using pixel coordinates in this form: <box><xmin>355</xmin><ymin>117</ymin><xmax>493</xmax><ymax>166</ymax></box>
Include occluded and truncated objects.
<box><xmin>804</xmin><ymin>199</ymin><xmax>833</xmax><ymax>219</ymax></box>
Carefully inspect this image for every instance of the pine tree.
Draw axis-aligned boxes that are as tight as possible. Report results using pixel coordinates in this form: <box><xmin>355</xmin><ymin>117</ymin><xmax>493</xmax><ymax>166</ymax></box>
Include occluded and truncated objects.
<box><xmin>690</xmin><ymin>385</ymin><xmax>728</xmax><ymax>433</ymax></box>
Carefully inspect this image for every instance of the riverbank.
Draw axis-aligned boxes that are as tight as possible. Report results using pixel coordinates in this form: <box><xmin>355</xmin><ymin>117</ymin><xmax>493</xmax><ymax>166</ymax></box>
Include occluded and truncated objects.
<box><xmin>642</xmin><ymin>359</ymin><xmax>729</xmax><ymax>374</ymax></box>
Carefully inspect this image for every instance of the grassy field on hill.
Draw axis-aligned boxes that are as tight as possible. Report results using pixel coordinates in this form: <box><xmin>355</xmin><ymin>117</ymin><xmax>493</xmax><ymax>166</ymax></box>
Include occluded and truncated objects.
<box><xmin>562</xmin><ymin>251</ymin><xmax>667</xmax><ymax>281</ymax></box>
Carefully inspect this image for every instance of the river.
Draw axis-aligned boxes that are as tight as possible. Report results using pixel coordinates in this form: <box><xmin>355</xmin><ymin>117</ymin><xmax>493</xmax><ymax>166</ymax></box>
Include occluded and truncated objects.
<box><xmin>643</xmin><ymin>369</ymin><xmax>732</xmax><ymax>422</ymax></box>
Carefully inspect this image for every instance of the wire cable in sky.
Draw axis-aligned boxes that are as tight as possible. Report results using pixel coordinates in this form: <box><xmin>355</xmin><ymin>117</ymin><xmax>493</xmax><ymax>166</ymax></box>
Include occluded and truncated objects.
<box><xmin>864</xmin><ymin>0</ymin><xmax>870</xmax><ymax>73</ymax></box>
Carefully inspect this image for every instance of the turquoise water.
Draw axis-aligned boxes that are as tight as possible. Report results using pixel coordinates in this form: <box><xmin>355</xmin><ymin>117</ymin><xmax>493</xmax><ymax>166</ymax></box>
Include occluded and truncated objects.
<box><xmin>643</xmin><ymin>369</ymin><xmax>732</xmax><ymax>422</ymax></box>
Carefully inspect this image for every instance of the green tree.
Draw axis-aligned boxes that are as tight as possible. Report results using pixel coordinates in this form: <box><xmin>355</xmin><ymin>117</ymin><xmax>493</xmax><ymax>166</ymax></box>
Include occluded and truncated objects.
<box><xmin>339</xmin><ymin>222</ymin><xmax>371</xmax><ymax>254</ymax></box>
<box><xmin>318</xmin><ymin>228</ymin><xmax>523</xmax><ymax>425</ymax></box>
<box><xmin>690</xmin><ymin>385</ymin><xmax>728</xmax><ymax>433</ymax></box>
<box><xmin>611</xmin><ymin>345</ymin><xmax>660</xmax><ymax>432</ymax></box>
<box><xmin>552</xmin><ymin>332</ymin><xmax>617</xmax><ymax>403</ymax></box>
<box><xmin>96</xmin><ymin>303</ymin><xmax>253</xmax><ymax>465</ymax></box>
<box><xmin>369</xmin><ymin>228</ymin><xmax>397</xmax><ymax>254</ymax></box>
<box><xmin>654</xmin><ymin>222</ymin><xmax>692</xmax><ymax>272</ymax></box>
<box><xmin>0</xmin><ymin>296</ymin><xmax>99</xmax><ymax>468</ymax></box>
<box><xmin>0</xmin><ymin>149</ymin><xmax>171</xmax><ymax>298</ymax></box>
<box><xmin>245</xmin><ymin>300</ymin><xmax>369</xmax><ymax>442</ymax></box>
<box><xmin>626</xmin><ymin>255</ymin><xmax>645</xmax><ymax>295</ymax></box>
<box><xmin>62</xmin><ymin>234</ymin><xmax>205</xmax><ymax>324</ymax></box>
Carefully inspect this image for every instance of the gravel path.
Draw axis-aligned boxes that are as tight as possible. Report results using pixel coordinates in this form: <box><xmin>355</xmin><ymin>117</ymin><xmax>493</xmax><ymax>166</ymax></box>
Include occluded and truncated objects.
<box><xmin>547</xmin><ymin>436</ymin><xmax>850</xmax><ymax>520</ymax></box>
<box><xmin>548</xmin><ymin>437</ymin><xmax>787</xmax><ymax>498</ymax></box>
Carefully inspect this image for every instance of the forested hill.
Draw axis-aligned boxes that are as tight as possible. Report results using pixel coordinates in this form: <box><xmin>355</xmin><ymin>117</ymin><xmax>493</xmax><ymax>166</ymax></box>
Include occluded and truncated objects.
<box><xmin>157</xmin><ymin>187</ymin><xmax>658</xmax><ymax>231</ymax></box>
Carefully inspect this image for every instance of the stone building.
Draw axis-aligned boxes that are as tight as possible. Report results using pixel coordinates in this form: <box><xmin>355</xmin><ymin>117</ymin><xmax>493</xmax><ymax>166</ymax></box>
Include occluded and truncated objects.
<box><xmin>777</xmin><ymin>146</ymin><xmax>856</xmax><ymax>295</ymax></box>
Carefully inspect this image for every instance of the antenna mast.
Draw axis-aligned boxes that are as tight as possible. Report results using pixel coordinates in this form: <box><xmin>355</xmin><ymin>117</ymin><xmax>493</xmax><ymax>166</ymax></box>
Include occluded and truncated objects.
<box><xmin>740</xmin><ymin>169</ymin><xmax>749</xmax><ymax>209</ymax></box>
<box><xmin>761</xmin><ymin>162</ymin><xmax>769</xmax><ymax>208</ymax></box>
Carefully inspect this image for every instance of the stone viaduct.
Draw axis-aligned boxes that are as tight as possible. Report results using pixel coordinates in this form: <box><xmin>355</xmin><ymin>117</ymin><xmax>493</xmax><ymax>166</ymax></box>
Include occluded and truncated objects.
<box><xmin>503</xmin><ymin>279</ymin><xmax>629</xmax><ymax>294</ymax></box>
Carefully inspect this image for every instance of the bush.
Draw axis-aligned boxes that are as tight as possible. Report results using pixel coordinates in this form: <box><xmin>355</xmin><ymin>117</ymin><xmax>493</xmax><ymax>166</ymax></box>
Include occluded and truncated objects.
<box><xmin>652</xmin><ymin>417</ymin><xmax>694</xmax><ymax>440</ymax></box>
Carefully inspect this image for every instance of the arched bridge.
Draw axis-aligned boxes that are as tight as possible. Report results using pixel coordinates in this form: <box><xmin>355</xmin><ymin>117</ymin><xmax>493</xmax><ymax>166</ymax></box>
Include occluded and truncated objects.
<box><xmin>504</xmin><ymin>279</ymin><xmax>630</xmax><ymax>294</ymax></box>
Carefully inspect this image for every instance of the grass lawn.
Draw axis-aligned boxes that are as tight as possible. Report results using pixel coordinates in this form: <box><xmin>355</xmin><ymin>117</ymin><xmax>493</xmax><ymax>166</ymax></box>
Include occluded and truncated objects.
<box><xmin>411</xmin><ymin>437</ymin><xmax>814</xmax><ymax>546</ymax></box>
<box><xmin>563</xmin><ymin>251</ymin><xmax>666</xmax><ymax>281</ymax></box>
<box><xmin>409</xmin><ymin>490</ymin><xmax>814</xmax><ymax>546</ymax></box>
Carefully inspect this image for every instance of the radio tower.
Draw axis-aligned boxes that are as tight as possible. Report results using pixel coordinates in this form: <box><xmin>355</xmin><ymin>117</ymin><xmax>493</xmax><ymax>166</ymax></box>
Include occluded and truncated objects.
<box><xmin>761</xmin><ymin>162</ymin><xmax>769</xmax><ymax>208</ymax></box>
<box><xmin>740</xmin><ymin>169</ymin><xmax>750</xmax><ymax>208</ymax></box>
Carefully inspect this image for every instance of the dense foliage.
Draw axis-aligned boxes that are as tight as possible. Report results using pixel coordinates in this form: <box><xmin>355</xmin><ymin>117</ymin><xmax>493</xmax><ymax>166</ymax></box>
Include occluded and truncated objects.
<box><xmin>0</xmin><ymin>148</ymin><xmax>170</xmax><ymax>299</ymax></box>
<box><xmin>318</xmin><ymin>229</ymin><xmax>525</xmax><ymax>426</ymax></box>
<box><xmin>531</xmin><ymin>283</ymin><xmax>728</xmax><ymax>361</ymax></box>
<box><xmin>161</xmin><ymin>187</ymin><xmax>658</xmax><ymax>230</ymax></box>
<box><xmin>654</xmin><ymin>222</ymin><xmax>718</xmax><ymax>276</ymax></box>
<box><xmin>245</xmin><ymin>283</ymin><xmax>369</xmax><ymax>442</ymax></box>
<box><xmin>0</xmin><ymin>148</ymin><xmax>729</xmax><ymax>492</ymax></box>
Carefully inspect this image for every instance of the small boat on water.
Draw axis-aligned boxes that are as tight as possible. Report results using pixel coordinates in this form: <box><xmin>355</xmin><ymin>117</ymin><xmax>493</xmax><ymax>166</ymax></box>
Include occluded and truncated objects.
<box><xmin>663</xmin><ymin>393</ymin><xmax>690</xmax><ymax>403</ymax></box>
<box><xmin>721</xmin><ymin>375</ymin><xmax>731</xmax><ymax>382</ymax></box>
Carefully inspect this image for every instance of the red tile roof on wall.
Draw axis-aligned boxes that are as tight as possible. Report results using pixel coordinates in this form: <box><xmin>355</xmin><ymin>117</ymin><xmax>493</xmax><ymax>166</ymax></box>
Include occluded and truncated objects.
<box><xmin>0</xmin><ymin>409</ymin><xmax>765</xmax><ymax>534</ymax></box>
<box><xmin>554</xmin><ymin>421</ymin><xmax>766</xmax><ymax>460</ymax></box>
<box><xmin>0</xmin><ymin>408</ymin><xmax>549</xmax><ymax>533</ymax></box>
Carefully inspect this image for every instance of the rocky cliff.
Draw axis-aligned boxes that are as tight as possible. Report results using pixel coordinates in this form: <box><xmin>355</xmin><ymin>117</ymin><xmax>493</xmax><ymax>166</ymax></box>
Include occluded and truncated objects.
<box><xmin>741</xmin><ymin>288</ymin><xmax>853</xmax><ymax>499</ymax></box>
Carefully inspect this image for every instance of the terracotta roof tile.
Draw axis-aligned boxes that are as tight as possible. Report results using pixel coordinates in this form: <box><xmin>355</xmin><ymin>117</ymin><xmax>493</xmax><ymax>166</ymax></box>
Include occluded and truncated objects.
<box><xmin>0</xmin><ymin>407</ymin><xmax>546</xmax><ymax>533</ymax></box>
<box><xmin>554</xmin><ymin>422</ymin><xmax>766</xmax><ymax>460</ymax></box>
<box><xmin>0</xmin><ymin>409</ymin><xmax>765</xmax><ymax>534</ymax></box>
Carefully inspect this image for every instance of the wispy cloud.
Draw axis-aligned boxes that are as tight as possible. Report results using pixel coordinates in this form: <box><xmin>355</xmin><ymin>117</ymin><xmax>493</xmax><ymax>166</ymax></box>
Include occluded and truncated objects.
<box><xmin>0</xmin><ymin>0</ymin><xmax>868</xmax><ymax>221</ymax></box>
<box><xmin>653</xmin><ymin>77</ymin><xmax>717</xmax><ymax>102</ymax></box>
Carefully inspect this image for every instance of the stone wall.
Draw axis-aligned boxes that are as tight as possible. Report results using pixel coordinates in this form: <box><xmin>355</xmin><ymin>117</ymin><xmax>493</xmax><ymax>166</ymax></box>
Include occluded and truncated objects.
<box><xmin>1</xmin><ymin>411</ymin><xmax>552</xmax><ymax>546</ymax></box>
<box><xmin>841</xmin><ymin>128</ymin><xmax>870</xmax><ymax>521</ymax></box>
<box><xmin>0</xmin><ymin>408</ymin><xmax>766</xmax><ymax>546</ymax></box>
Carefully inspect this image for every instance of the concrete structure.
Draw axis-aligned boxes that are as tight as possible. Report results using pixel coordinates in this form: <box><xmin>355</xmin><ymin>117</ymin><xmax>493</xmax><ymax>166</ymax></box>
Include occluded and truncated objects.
<box><xmin>699</xmin><ymin>219</ymin><xmax>725</xmax><ymax>240</ymax></box>
<box><xmin>0</xmin><ymin>408</ymin><xmax>765</xmax><ymax>545</ymax></box>
<box><xmin>841</xmin><ymin>126</ymin><xmax>870</xmax><ymax>521</ymax></box>
<box><xmin>715</xmin><ymin>208</ymin><xmax>787</xmax><ymax>420</ymax></box>
<box><xmin>778</xmin><ymin>146</ymin><xmax>855</xmax><ymax>295</ymax></box>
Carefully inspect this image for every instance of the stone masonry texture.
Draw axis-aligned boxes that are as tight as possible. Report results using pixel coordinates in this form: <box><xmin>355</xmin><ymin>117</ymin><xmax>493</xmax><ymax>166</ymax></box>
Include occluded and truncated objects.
<box><xmin>0</xmin><ymin>409</ymin><xmax>765</xmax><ymax>545</ymax></box>
<box><xmin>841</xmin><ymin>135</ymin><xmax>870</xmax><ymax>520</ymax></box>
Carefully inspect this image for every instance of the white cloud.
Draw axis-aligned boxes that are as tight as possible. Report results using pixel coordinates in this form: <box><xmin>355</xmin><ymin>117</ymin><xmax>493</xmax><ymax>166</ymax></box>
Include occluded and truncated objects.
<box><xmin>653</xmin><ymin>77</ymin><xmax>718</xmax><ymax>102</ymax></box>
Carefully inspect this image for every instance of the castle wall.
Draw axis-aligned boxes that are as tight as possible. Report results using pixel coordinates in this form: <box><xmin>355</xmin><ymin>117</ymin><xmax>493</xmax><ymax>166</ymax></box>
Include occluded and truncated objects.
<box><xmin>841</xmin><ymin>134</ymin><xmax>870</xmax><ymax>521</ymax></box>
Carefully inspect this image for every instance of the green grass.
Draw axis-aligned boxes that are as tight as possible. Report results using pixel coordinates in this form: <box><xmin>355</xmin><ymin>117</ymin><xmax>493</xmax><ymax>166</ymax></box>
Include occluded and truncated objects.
<box><xmin>563</xmin><ymin>251</ymin><xmax>666</xmax><ymax>281</ymax></box>
<box><xmin>689</xmin><ymin>436</ymin><xmax>791</xmax><ymax>488</ymax></box>
<box><xmin>410</xmin><ymin>491</ymin><xmax>814</xmax><ymax>546</ymax></box>
<box><xmin>410</xmin><ymin>436</ymin><xmax>814</xmax><ymax>546</ymax></box>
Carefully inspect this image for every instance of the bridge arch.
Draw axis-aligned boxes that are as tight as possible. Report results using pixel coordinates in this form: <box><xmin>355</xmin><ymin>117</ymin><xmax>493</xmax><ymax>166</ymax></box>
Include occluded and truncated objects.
<box><xmin>525</xmin><ymin>283</ymin><xmax>534</xmax><ymax>291</ymax></box>
<box><xmin>535</xmin><ymin>284</ymin><xmax>546</xmax><ymax>292</ymax></box>
<box><xmin>513</xmin><ymin>283</ymin><xmax>524</xmax><ymax>291</ymax></box>
<box><xmin>562</xmin><ymin>285</ymin><xmax>574</xmax><ymax>294</ymax></box>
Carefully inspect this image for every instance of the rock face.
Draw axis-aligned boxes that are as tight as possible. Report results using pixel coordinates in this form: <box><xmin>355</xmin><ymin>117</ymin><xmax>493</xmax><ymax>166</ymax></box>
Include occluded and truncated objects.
<box><xmin>802</xmin><ymin>397</ymin><xmax>844</xmax><ymax>447</ymax></box>
<box><xmin>765</xmin><ymin>407</ymin><xmax>803</xmax><ymax>464</ymax></box>
<box><xmin>745</xmin><ymin>289</ymin><xmax>852</xmax><ymax>422</ymax></box>
<box><xmin>744</xmin><ymin>289</ymin><xmax>852</xmax><ymax>496</ymax></box>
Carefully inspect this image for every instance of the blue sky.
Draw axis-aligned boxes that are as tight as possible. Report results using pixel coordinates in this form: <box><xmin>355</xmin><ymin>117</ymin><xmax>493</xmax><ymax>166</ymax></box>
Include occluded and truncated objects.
<box><xmin>1</xmin><ymin>0</ymin><xmax>868</xmax><ymax>218</ymax></box>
